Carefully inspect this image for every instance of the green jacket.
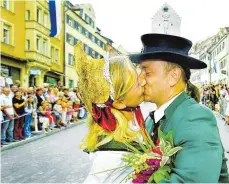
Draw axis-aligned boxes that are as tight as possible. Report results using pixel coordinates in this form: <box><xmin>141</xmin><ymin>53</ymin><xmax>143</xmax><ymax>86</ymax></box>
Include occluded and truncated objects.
<box><xmin>145</xmin><ymin>92</ymin><xmax>229</xmax><ymax>183</ymax></box>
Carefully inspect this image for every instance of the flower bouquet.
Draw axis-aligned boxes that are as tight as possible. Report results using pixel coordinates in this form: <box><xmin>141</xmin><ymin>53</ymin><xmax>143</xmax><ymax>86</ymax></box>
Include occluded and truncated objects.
<box><xmin>95</xmin><ymin>127</ymin><xmax>182</xmax><ymax>183</ymax></box>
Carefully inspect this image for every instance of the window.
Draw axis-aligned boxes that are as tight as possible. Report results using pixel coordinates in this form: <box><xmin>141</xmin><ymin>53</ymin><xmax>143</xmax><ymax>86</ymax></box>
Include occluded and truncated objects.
<box><xmin>222</xmin><ymin>42</ymin><xmax>225</xmax><ymax>50</ymax></box>
<box><xmin>92</xmin><ymin>50</ymin><xmax>95</xmax><ymax>58</ymax></box>
<box><xmin>37</xmin><ymin>8</ymin><xmax>41</xmax><ymax>23</ymax></box>
<box><xmin>85</xmin><ymin>14</ymin><xmax>90</xmax><ymax>24</ymax></box>
<box><xmin>55</xmin><ymin>49</ymin><xmax>59</xmax><ymax>62</ymax></box>
<box><xmin>84</xmin><ymin>44</ymin><xmax>89</xmax><ymax>54</ymax></box>
<box><xmin>91</xmin><ymin>20</ymin><xmax>95</xmax><ymax>28</ymax></box>
<box><xmin>66</xmin><ymin>15</ymin><xmax>70</xmax><ymax>23</ymax></box>
<box><xmin>70</xmin><ymin>36</ymin><xmax>74</xmax><ymax>45</ymax></box>
<box><xmin>69</xmin><ymin>80</ymin><xmax>74</xmax><ymax>88</ymax></box>
<box><xmin>68</xmin><ymin>53</ymin><xmax>74</xmax><ymax>65</ymax></box>
<box><xmin>26</xmin><ymin>39</ymin><xmax>30</xmax><ymax>50</ymax></box>
<box><xmin>26</xmin><ymin>10</ymin><xmax>30</xmax><ymax>20</ymax></box>
<box><xmin>66</xmin><ymin>33</ymin><xmax>74</xmax><ymax>45</ymax></box>
<box><xmin>97</xmin><ymin>39</ymin><xmax>100</xmax><ymax>46</ymax></box>
<box><xmin>91</xmin><ymin>35</ymin><xmax>95</xmax><ymax>42</ymax></box>
<box><xmin>3</xmin><ymin>24</ymin><xmax>10</xmax><ymax>44</ymax></box>
<box><xmin>82</xmin><ymin>27</ymin><xmax>86</xmax><ymax>35</ymax></box>
<box><xmin>44</xmin><ymin>13</ymin><xmax>48</xmax><ymax>27</ymax></box>
<box><xmin>51</xmin><ymin>46</ymin><xmax>54</xmax><ymax>61</ymax></box>
<box><xmin>85</xmin><ymin>30</ymin><xmax>89</xmax><ymax>38</ymax></box>
<box><xmin>3</xmin><ymin>0</ymin><xmax>9</xmax><ymax>10</ymax></box>
<box><xmin>80</xmin><ymin>9</ymin><xmax>83</xmax><ymax>18</ymax></box>
<box><xmin>70</xmin><ymin>19</ymin><xmax>73</xmax><ymax>27</ymax></box>
<box><xmin>36</xmin><ymin>36</ymin><xmax>41</xmax><ymax>52</ymax></box>
<box><xmin>78</xmin><ymin>25</ymin><xmax>82</xmax><ymax>33</ymax></box>
<box><xmin>74</xmin><ymin>38</ymin><xmax>78</xmax><ymax>45</ymax></box>
<box><xmin>43</xmin><ymin>39</ymin><xmax>47</xmax><ymax>55</ymax></box>
<box><xmin>73</xmin><ymin>21</ymin><xmax>78</xmax><ymax>29</ymax></box>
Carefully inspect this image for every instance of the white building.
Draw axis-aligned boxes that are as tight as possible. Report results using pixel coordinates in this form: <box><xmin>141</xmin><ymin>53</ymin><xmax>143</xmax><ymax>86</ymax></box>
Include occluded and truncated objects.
<box><xmin>65</xmin><ymin>1</ymin><xmax>107</xmax><ymax>88</ymax></box>
<box><xmin>190</xmin><ymin>27</ymin><xmax>229</xmax><ymax>85</ymax></box>
<box><xmin>152</xmin><ymin>3</ymin><xmax>181</xmax><ymax>36</ymax></box>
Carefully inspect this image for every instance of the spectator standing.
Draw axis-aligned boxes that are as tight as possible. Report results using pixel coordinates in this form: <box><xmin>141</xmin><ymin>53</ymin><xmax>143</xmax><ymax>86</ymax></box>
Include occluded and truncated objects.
<box><xmin>34</xmin><ymin>88</ymin><xmax>45</xmax><ymax>109</ymax></box>
<box><xmin>13</xmin><ymin>91</ymin><xmax>26</xmax><ymax>140</ymax></box>
<box><xmin>10</xmin><ymin>84</ymin><xmax>18</xmax><ymax>98</ymax></box>
<box><xmin>24</xmin><ymin>95</ymin><xmax>35</xmax><ymax>138</ymax></box>
<box><xmin>1</xmin><ymin>87</ymin><xmax>17</xmax><ymax>144</ymax></box>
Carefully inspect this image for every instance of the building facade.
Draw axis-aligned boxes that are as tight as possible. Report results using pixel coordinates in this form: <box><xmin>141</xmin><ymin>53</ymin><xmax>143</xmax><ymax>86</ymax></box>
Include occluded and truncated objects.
<box><xmin>1</xmin><ymin>0</ymin><xmax>64</xmax><ymax>87</ymax></box>
<box><xmin>25</xmin><ymin>0</ymin><xmax>64</xmax><ymax>87</ymax></box>
<box><xmin>1</xmin><ymin>0</ymin><xmax>27</xmax><ymax>86</ymax></box>
<box><xmin>65</xmin><ymin>1</ymin><xmax>108</xmax><ymax>88</ymax></box>
<box><xmin>152</xmin><ymin>3</ymin><xmax>181</xmax><ymax>36</ymax></box>
<box><xmin>190</xmin><ymin>27</ymin><xmax>229</xmax><ymax>85</ymax></box>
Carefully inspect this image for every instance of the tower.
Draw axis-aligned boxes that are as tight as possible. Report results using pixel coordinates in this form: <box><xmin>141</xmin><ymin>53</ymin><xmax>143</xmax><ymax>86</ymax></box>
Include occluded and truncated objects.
<box><xmin>152</xmin><ymin>3</ymin><xmax>181</xmax><ymax>36</ymax></box>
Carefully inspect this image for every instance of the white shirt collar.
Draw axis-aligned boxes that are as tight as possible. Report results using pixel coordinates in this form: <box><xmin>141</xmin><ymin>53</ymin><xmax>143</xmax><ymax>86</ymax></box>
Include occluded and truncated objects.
<box><xmin>154</xmin><ymin>91</ymin><xmax>184</xmax><ymax>123</ymax></box>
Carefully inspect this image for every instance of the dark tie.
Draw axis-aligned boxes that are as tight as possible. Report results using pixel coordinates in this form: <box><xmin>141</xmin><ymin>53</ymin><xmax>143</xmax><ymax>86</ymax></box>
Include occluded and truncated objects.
<box><xmin>149</xmin><ymin>111</ymin><xmax>160</xmax><ymax>144</ymax></box>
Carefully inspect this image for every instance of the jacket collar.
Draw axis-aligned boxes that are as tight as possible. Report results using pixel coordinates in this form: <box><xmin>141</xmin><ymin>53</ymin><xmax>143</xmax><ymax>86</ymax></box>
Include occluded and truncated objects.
<box><xmin>164</xmin><ymin>91</ymin><xmax>189</xmax><ymax>120</ymax></box>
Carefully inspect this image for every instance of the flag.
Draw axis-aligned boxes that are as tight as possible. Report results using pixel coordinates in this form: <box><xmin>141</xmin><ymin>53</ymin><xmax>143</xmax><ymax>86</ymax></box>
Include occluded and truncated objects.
<box><xmin>49</xmin><ymin>0</ymin><xmax>62</xmax><ymax>37</ymax></box>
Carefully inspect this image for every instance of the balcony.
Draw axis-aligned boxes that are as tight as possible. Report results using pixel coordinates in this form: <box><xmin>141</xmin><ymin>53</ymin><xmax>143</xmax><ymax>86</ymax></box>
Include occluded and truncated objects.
<box><xmin>25</xmin><ymin>51</ymin><xmax>51</xmax><ymax>66</ymax></box>
<box><xmin>25</xmin><ymin>21</ymin><xmax>50</xmax><ymax>36</ymax></box>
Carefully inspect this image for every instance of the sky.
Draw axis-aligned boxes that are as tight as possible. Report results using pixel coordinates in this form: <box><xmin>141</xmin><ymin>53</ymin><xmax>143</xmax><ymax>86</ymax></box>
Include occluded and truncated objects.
<box><xmin>70</xmin><ymin>0</ymin><xmax>229</xmax><ymax>53</ymax></box>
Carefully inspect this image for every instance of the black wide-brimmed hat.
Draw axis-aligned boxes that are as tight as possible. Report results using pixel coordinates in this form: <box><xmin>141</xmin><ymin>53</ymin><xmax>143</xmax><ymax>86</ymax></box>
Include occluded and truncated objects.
<box><xmin>129</xmin><ymin>34</ymin><xmax>207</xmax><ymax>69</ymax></box>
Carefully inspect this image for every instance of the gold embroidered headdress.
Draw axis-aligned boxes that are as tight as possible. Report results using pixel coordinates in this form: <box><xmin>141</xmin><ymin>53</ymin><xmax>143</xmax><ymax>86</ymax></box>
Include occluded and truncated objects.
<box><xmin>74</xmin><ymin>42</ymin><xmax>110</xmax><ymax>114</ymax></box>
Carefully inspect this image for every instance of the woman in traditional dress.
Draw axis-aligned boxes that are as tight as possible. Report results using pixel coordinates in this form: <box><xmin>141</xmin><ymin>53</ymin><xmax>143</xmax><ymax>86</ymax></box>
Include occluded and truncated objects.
<box><xmin>75</xmin><ymin>42</ymin><xmax>146</xmax><ymax>183</ymax></box>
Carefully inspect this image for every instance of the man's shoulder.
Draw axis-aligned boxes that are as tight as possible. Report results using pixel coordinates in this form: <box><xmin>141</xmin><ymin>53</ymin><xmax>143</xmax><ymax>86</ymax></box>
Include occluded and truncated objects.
<box><xmin>178</xmin><ymin>97</ymin><xmax>214</xmax><ymax>118</ymax></box>
<box><xmin>169</xmin><ymin>97</ymin><xmax>216</xmax><ymax>131</ymax></box>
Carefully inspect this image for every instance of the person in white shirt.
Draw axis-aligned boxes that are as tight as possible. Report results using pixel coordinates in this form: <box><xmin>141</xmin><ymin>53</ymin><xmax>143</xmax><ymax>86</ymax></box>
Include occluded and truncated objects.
<box><xmin>1</xmin><ymin>87</ymin><xmax>17</xmax><ymax>145</ymax></box>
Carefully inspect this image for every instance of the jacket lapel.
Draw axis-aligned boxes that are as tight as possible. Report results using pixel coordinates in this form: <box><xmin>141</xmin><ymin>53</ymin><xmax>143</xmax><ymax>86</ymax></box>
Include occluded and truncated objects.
<box><xmin>162</xmin><ymin>91</ymin><xmax>189</xmax><ymax>131</ymax></box>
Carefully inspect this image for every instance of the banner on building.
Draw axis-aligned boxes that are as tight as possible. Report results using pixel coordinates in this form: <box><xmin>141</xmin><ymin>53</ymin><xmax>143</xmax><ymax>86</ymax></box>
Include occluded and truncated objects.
<box><xmin>49</xmin><ymin>0</ymin><xmax>62</xmax><ymax>37</ymax></box>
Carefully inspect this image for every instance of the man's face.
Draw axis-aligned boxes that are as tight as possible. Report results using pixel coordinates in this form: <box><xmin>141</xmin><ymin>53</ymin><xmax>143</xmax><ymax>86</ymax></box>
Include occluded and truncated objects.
<box><xmin>37</xmin><ymin>89</ymin><xmax>43</xmax><ymax>96</ymax></box>
<box><xmin>3</xmin><ymin>88</ymin><xmax>10</xmax><ymax>96</ymax></box>
<box><xmin>11</xmin><ymin>85</ymin><xmax>18</xmax><ymax>92</ymax></box>
<box><xmin>139</xmin><ymin>60</ymin><xmax>170</xmax><ymax>105</ymax></box>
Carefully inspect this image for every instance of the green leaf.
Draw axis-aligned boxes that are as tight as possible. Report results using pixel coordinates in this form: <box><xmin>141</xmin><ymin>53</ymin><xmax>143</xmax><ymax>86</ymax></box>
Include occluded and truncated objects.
<box><xmin>160</xmin><ymin>138</ymin><xmax>166</xmax><ymax>154</ymax></box>
<box><xmin>123</xmin><ymin>141</ymin><xmax>142</xmax><ymax>154</ymax></box>
<box><xmin>167</xmin><ymin>147</ymin><xmax>182</xmax><ymax>156</ymax></box>
<box><xmin>148</xmin><ymin>173</ymin><xmax>155</xmax><ymax>183</ymax></box>
<box><xmin>158</xmin><ymin>127</ymin><xmax>166</xmax><ymax>140</ymax></box>
<box><xmin>153</xmin><ymin>166</ymin><xmax>171</xmax><ymax>183</ymax></box>
<box><xmin>160</xmin><ymin>156</ymin><xmax>169</xmax><ymax>167</ymax></box>
<box><xmin>153</xmin><ymin>172</ymin><xmax>165</xmax><ymax>183</ymax></box>
<box><xmin>164</xmin><ymin>130</ymin><xmax>174</xmax><ymax>146</ymax></box>
<box><xmin>137</xmin><ymin>140</ymin><xmax>150</xmax><ymax>153</ymax></box>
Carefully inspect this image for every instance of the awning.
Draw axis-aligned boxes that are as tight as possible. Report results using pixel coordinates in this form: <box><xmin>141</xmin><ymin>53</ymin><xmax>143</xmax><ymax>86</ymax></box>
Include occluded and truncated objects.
<box><xmin>52</xmin><ymin>71</ymin><xmax>65</xmax><ymax>76</ymax></box>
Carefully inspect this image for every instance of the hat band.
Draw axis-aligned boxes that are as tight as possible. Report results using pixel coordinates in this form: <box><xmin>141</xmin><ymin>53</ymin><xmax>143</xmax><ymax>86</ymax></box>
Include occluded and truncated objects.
<box><xmin>143</xmin><ymin>46</ymin><xmax>189</xmax><ymax>55</ymax></box>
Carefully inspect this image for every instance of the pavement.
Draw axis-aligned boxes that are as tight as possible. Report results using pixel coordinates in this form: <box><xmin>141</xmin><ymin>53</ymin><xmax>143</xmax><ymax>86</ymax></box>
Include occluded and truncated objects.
<box><xmin>1</xmin><ymin>120</ymin><xmax>86</xmax><ymax>152</ymax></box>
<box><xmin>1</xmin><ymin>121</ymin><xmax>90</xmax><ymax>183</ymax></box>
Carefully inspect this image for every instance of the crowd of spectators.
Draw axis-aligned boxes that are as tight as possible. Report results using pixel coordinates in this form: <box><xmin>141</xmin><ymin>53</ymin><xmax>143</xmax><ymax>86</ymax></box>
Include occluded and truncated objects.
<box><xmin>200</xmin><ymin>83</ymin><xmax>229</xmax><ymax>124</ymax></box>
<box><xmin>0</xmin><ymin>82</ymin><xmax>87</xmax><ymax>146</ymax></box>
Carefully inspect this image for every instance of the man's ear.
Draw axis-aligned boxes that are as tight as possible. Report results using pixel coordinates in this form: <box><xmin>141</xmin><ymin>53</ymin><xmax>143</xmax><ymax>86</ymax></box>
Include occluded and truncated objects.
<box><xmin>112</xmin><ymin>100</ymin><xmax>126</xmax><ymax>109</ymax></box>
<box><xmin>168</xmin><ymin>68</ymin><xmax>182</xmax><ymax>87</ymax></box>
